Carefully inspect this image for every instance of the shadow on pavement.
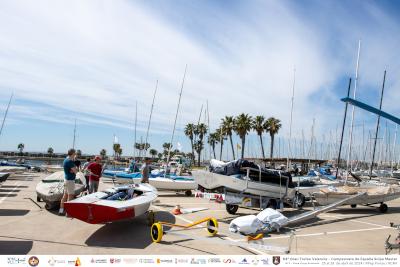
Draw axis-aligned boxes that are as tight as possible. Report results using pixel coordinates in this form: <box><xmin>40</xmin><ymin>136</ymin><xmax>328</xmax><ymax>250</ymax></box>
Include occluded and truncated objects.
<box><xmin>0</xmin><ymin>240</ymin><xmax>33</xmax><ymax>254</ymax></box>
<box><xmin>0</xmin><ymin>189</ymin><xmax>21</xmax><ymax>193</ymax></box>
<box><xmin>0</xmin><ymin>209</ymin><xmax>30</xmax><ymax>216</ymax></box>
<box><xmin>0</xmin><ymin>194</ymin><xmax>17</xmax><ymax>197</ymax></box>
<box><xmin>0</xmin><ymin>185</ymin><xmax>28</xmax><ymax>188</ymax></box>
<box><xmin>85</xmin><ymin>211</ymin><xmax>175</xmax><ymax>249</ymax></box>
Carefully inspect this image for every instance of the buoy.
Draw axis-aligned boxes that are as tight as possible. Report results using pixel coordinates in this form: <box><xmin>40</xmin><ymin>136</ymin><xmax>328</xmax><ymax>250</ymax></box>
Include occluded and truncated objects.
<box><xmin>172</xmin><ymin>204</ymin><xmax>182</xmax><ymax>215</ymax></box>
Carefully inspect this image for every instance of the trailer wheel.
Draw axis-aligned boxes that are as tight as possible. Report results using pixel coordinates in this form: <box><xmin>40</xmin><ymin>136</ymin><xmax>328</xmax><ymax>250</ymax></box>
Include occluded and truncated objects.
<box><xmin>294</xmin><ymin>193</ymin><xmax>305</xmax><ymax>208</ymax></box>
<box><xmin>226</xmin><ymin>204</ymin><xmax>239</xmax><ymax>215</ymax></box>
<box><xmin>350</xmin><ymin>204</ymin><xmax>357</xmax><ymax>208</ymax></box>
<box><xmin>379</xmin><ymin>203</ymin><xmax>388</xmax><ymax>213</ymax></box>
<box><xmin>185</xmin><ymin>190</ymin><xmax>192</xmax><ymax>197</ymax></box>
<box><xmin>206</xmin><ymin>218</ymin><xmax>218</xmax><ymax>236</ymax></box>
<box><xmin>151</xmin><ymin>223</ymin><xmax>163</xmax><ymax>243</ymax></box>
<box><xmin>36</xmin><ymin>196</ymin><xmax>41</xmax><ymax>202</ymax></box>
<box><xmin>44</xmin><ymin>203</ymin><xmax>54</xmax><ymax>210</ymax></box>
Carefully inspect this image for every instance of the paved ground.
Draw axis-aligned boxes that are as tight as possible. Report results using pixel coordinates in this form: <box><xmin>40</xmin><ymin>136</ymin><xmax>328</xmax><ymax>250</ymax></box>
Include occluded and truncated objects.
<box><xmin>0</xmin><ymin>172</ymin><xmax>399</xmax><ymax>255</ymax></box>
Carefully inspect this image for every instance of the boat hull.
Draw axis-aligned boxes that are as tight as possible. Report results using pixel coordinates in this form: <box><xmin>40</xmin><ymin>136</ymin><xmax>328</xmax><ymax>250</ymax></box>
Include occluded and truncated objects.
<box><xmin>35</xmin><ymin>171</ymin><xmax>86</xmax><ymax>204</ymax></box>
<box><xmin>103</xmin><ymin>171</ymin><xmax>197</xmax><ymax>191</ymax></box>
<box><xmin>192</xmin><ymin>170</ymin><xmax>294</xmax><ymax>199</ymax></box>
<box><xmin>64</xmin><ymin>184</ymin><xmax>157</xmax><ymax>224</ymax></box>
<box><xmin>313</xmin><ymin>185</ymin><xmax>400</xmax><ymax>206</ymax></box>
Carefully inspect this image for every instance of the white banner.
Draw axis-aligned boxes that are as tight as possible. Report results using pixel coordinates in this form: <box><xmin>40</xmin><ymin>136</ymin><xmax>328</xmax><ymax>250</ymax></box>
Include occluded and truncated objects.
<box><xmin>1</xmin><ymin>255</ymin><xmax>399</xmax><ymax>267</ymax></box>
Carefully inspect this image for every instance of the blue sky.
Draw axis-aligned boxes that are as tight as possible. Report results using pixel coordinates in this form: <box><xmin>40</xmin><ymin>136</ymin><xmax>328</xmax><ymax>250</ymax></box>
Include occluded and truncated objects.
<box><xmin>0</xmin><ymin>0</ymin><xmax>399</xmax><ymax>160</ymax></box>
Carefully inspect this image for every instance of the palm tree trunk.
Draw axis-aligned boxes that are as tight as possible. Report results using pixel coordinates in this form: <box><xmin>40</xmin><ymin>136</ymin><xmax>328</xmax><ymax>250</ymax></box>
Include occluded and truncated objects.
<box><xmin>229</xmin><ymin>134</ymin><xmax>235</xmax><ymax>160</ymax></box>
<box><xmin>259</xmin><ymin>134</ymin><xmax>265</xmax><ymax>158</ymax></box>
<box><xmin>197</xmin><ymin>150</ymin><xmax>201</xmax><ymax>167</ymax></box>
<box><xmin>190</xmin><ymin>139</ymin><xmax>195</xmax><ymax>163</ymax></box>
<box><xmin>212</xmin><ymin>145</ymin><xmax>216</xmax><ymax>159</ymax></box>
<box><xmin>270</xmin><ymin>134</ymin><xmax>274</xmax><ymax>159</ymax></box>
<box><xmin>219</xmin><ymin>141</ymin><xmax>223</xmax><ymax>161</ymax></box>
<box><xmin>241</xmin><ymin>137</ymin><xmax>245</xmax><ymax>159</ymax></box>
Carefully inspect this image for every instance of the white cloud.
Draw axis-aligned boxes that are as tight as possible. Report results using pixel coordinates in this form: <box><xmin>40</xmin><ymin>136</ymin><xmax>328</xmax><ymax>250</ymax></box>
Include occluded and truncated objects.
<box><xmin>0</xmin><ymin>0</ymin><xmax>398</xmax><ymax>155</ymax></box>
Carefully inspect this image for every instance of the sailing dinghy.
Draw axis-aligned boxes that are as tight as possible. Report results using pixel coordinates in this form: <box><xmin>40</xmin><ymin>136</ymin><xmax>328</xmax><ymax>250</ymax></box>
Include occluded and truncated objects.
<box><xmin>64</xmin><ymin>183</ymin><xmax>157</xmax><ymax>224</ymax></box>
<box><xmin>36</xmin><ymin>171</ymin><xmax>86</xmax><ymax>209</ymax></box>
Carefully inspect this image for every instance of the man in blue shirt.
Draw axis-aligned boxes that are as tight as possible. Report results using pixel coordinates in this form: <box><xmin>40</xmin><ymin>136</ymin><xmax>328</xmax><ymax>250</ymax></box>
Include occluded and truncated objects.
<box><xmin>59</xmin><ymin>148</ymin><xmax>77</xmax><ymax>215</ymax></box>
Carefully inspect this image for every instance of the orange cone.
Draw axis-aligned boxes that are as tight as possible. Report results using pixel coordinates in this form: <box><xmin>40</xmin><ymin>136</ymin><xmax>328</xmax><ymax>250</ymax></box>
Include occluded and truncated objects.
<box><xmin>172</xmin><ymin>204</ymin><xmax>182</xmax><ymax>215</ymax></box>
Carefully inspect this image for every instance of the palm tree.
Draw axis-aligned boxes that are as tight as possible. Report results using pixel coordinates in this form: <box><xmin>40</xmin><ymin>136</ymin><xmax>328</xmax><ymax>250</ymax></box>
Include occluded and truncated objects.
<box><xmin>157</xmin><ymin>153</ymin><xmax>163</xmax><ymax>160</ymax></box>
<box><xmin>76</xmin><ymin>149</ymin><xmax>82</xmax><ymax>158</ymax></box>
<box><xmin>207</xmin><ymin>132</ymin><xmax>219</xmax><ymax>159</ymax></box>
<box><xmin>184</xmin><ymin>123</ymin><xmax>195</xmax><ymax>162</ymax></box>
<box><xmin>47</xmin><ymin>147</ymin><xmax>54</xmax><ymax>157</ymax></box>
<box><xmin>100</xmin><ymin>149</ymin><xmax>107</xmax><ymax>159</ymax></box>
<box><xmin>149</xmin><ymin>148</ymin><xmax>158</xmax><ymax>159</ymax></box>
<box><xmin>265</xmin><ymin>117</ymin><xmax>282</xmax><ymax>159</ymax></box>
<box><xmin>17</xmin><ymin>143</ymin><xmax>24</xmax><ymax>156</ymax></box>
<box><xmin>194</xmin><ymin>123</ymin><xmax>208</xmax><ymax>166</ymax></box>
<box><xmin>215</xmin><ymin>127</ymin><xmax>227</xmax><ymax>161</ymax></box>
<box><xmin>113</xmin><ymin>143</ymin><xmax>121</xmax><ymax>158</ymax></box>
<box><xmin>234</xmin><ymin>113</ymin><xmax>252</xmax><ymax>159</ymax></box>
<box><xmin>162</xmin><ymin>143</ymin><xmax>172</xmax><ymax>158</ymax></box>
<box><xmin>252</xmin><ymin>115</ymin><xmax>266</xmax><ymax>158</ymax></box>
<box><xmin>193</xmin><ymin>140</ymin><xmax>204</xmax><ymax>166</ymax></box>
<box><xmin>221</xmin><ymin>116</ymin><xmax>236</xmax><ymax>160</ymax></box>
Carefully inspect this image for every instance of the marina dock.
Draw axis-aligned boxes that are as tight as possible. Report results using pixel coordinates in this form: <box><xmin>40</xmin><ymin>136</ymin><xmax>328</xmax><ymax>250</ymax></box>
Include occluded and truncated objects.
<box><xmin>1</xmin><ymin>171</ymin><xmax>399</xmax><ymax>255</ymax></box>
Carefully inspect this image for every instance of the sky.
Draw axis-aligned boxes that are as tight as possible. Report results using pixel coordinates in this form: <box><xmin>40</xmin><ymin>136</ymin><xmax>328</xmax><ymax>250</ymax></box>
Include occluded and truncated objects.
<box><xmin>0</xmin><ymin>0</ymin><xmax>399</xmax><ymax>160</ymax></box>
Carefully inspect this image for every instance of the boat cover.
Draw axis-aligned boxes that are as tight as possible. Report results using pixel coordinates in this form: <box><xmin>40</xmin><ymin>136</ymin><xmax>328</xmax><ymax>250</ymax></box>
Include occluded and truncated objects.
<box><xmin>209</xmin><ymin>159</ymin><xmax>295</xmax><ymax>187</ymax></box>
<box><xmin>229</xmin><ymin>208</ymin><xmax>289</xmax><ymax>235</ymax></box>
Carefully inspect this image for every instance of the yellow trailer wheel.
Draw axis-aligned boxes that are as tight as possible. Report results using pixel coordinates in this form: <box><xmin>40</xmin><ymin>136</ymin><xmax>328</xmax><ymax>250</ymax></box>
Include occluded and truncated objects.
<box><xmin>151</xmin><ymin>223</ymin><xmax>163</xmax><ymax>243</ymax></box>
<box><xmin>206</xmin><ymin>218</ymin><xmax>218</xmax><ymax>236</ymax></box>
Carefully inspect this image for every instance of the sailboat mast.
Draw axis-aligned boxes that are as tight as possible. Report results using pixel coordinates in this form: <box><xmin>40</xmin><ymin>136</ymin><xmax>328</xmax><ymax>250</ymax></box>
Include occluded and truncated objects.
<box><xmin>0</xmin><ymin>93</ymin><xmax>13</xmax><ymax>139</ymax></box>
<box><xmin>206</xmin><ymin>100</ymin><xmax>211</xmax><ymax>160</ymax></box>
<box><xmin>391</xmin><ymin>124</ymin><xmax>398</xmax><ymax>172</ymax></box>
<box><xmin>144</xmin><ymin>80</ymin><xmax>158</xmax><ymax>158</ymax></box>
<box><xmin>72</xmin><ymin>119</ymin><xmax>77</xmax><ymax>149</ymax></box>
<box><xmin>346</xmin><ymin>40</ymin><xmax>361</xmax><ymax>175</ymax></box>
<box><xmin>287</xmin><ymin>68</ymin><xmax>296</xmax><ymax>170</ymax></box>
<box><xmin>336</xmin><ymin>78</ymin><xmax>352</xmax><ymax>179</ymax></box>
<box><xmin>369</xmin><ymin>70</ymin><xmax>386</xmax><ymax>179</ymax></box>
<box><xmin>134</xmin><ymin>101</ymin><xmax>137</xmax><ymax>159</ymax></box>
<box><xmin>166</xmin><ymin>65</ymin><xmax>188</xmax><ymax>166</ymax></box>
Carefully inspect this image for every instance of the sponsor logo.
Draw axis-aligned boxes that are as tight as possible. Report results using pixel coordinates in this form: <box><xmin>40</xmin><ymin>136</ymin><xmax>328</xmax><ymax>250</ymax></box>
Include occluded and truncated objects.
<box><xmin>272</xmin><ymin>256</ymin><xmax>280</xmax><ymax>266</ymax></box>
<box><xmin>48</xmin><ymin>257</ymin><xmax>55</xmax><ymax>266</ymax></box>
<box><xmin>7</xmin><ymin>257</ymin><xmax>26</xmax><ymax>265</ymax></box>
<box><xmin>261</xmin><ymin>259</ymin><xmax>270</xmax><ymax>265</ymax></box>
<box><xmin>28</xmin><ymin>256</ymin><xmax>39</xmax><ymax>267</ymax></box>
<box><xmin>123</xmin><ymin>258</ymin><xmax>138</xmax><ymax>264</ymax></box>
<box><xmin>110</xmin><ymin>258</ymin><xmax>121</xmax><ymax>264</ymax></box>
<box><xmin>239</xmin><ymin>258</ymin><xmax>250</xmax><ymax>265</ymax></box>
<box><xmin>176</xmin><ymin>258</ymin><xmax>189</xmax><ymax>264</ymax></box>
<box><xmin>156</xmin><ymin>259</ymin><xmax>174</xmax><ymax>264</ymax></box>
<box><xmin>91</xmin><ymin>258</ymin><xmax>108</xmax><ymax>264</ymax></box>
<box><xmin>252</xmin><ymin>259</ymin><xmax>259</xmax><ymax>265</ymax></box>
<box><xmin>208</xmin><ymin>258</ymin><xmax>221</xmax><ymax>263</ymax></box>
<box><xmin>139</xmin><ymin>258</ymin><xmax>155</xmax><ymax>264</ymax></box>
<box><xmin>75</xmin><ymin>257</ymin><xmax>81</xmax><ymax>266</ymax></box>
<box><xmin>223</xmin><ymin>258</ymin><xmax>236</xmax><ymax>264</ymax></box>
<box><xmin>191</xmin><ymin>258</ymin><xmax>199</xmax><ymax>264</ymax></box>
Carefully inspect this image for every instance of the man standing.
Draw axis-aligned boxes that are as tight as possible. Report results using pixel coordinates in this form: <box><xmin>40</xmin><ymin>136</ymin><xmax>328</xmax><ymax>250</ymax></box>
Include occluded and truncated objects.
<box><xmin>59</xmin><ymin>149</ymin><xmax>77</xmax><ymax>215</ymax></box>
<box><xmin>87</xmin><ymin>156</ymin><xmax>102</xmax><ymax>193</ymax></box>
<box><xmin>82</xmin><ymin>158</ymin><xmax>91</xmax><ymax>191</ymax></box>
<box><xmin>141</xmin><ymin>158</ymin><xmax>151</xmax><ymax>183</ymax></box>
